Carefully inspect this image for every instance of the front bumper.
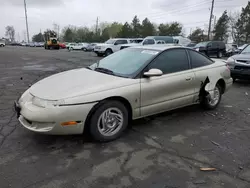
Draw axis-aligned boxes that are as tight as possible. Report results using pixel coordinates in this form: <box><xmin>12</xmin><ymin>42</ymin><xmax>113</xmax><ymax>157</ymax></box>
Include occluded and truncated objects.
<box><xmin>231</xmin><ymin>69</ymin><xmax>250</xmax><ymax>80</ymax></box>
<box><xmin>14</xmin><ymin>100</ymin><xmax>97</xmax><ymax>135</ymax></box>
<box><xmin>94</xmin><ymin>49</ymin><xmax>105</xmax><ymax>54</ymax></box>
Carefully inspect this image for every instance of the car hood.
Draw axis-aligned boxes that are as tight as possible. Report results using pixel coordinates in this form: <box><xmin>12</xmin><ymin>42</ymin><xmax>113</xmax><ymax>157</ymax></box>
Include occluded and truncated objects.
<box><xmin>96</xmin><ymin>43</ymin><xmax>112</xmax><ymax>47</ymax></box>
<box><xmin>232</xmin><ymin>53</ymin><xmax>250</xmax><ymax>60</ymax></box>
<box><xmin>121</xmin><ymin>43</ymin><xmax>142</xmax><ymax>47</ymax></box>
<box><xmin>29</xmin><ymin>68</ymin><xmax>135</xmax><ymax>100</ymax></box>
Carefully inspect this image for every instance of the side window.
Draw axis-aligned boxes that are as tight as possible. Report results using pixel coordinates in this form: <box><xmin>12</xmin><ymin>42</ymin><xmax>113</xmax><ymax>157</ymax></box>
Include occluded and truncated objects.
<box><xmin>143</xmin><ymin>39</ymin><xmax>155</xmax><ymax>45</ymax></box>
<box><xmin>188</xmin><ymin>50</ymin><xmax>214</xmax><ymax>68</ymax></box>
<box><xmin>211</xmin><ymin>42</ymin><xmax>218</xmax><ymax>48</ymax></box>
<box><xmin>115</xmin><ymin>40</ymin><xmax>128</xmax><ymax>45</ymax></box>
<box><xmin>148</xmin><ymin>49</ymin><xmax>189</xmax><ymax>74</ymax></box>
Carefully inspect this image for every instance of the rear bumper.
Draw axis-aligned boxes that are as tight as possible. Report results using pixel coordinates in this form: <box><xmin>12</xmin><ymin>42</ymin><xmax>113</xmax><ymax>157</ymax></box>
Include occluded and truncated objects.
<box><xmin>225</xmin><ymin>78</ymin><xmax>233</xmax><ymax>92</ymax></box>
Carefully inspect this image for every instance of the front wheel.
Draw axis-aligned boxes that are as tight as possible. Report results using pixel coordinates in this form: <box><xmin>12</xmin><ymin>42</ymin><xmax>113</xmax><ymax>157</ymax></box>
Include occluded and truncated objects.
<box><xmin>82</xmin><ymin>48</ymin><xmax>87</xmax><ymax>51</ymax></box>
<box><xmin>105</xmin><ymin>49</ymin><xmax>113</xmax><ymax>56</ymax></box>
<box><xmin>89</xmin><ymin>100</ymin><xmax>129</xmax><ymax>142</ymax></box>
<box><xmin>201</xmin><ymin>84</ymin><xmax>222</xmax><ymax>110</ymax></box>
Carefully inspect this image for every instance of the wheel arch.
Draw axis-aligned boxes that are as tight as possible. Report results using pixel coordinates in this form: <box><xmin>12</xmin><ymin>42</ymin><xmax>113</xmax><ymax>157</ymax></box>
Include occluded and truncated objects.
<box><xmin>217</xmin><ymin>78</ymin><xmax>226</xmax><ymax>94</ymax></box>
<box><xmin>106</xmin><ymin>48</ymin><xmax>113</xmax><ymax>53</ymax></box>
<box><xmin>84</xmin><ymin>96</ymin><xmax>133</xmax><ymax>133</ymax></box>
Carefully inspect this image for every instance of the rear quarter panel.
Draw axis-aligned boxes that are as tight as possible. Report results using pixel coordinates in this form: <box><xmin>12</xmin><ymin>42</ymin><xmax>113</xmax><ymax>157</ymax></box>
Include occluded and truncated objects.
<box><xmin>192</xmin><ymin>60</ymin><xmax>231</xmax><ymax>102</ymax></box>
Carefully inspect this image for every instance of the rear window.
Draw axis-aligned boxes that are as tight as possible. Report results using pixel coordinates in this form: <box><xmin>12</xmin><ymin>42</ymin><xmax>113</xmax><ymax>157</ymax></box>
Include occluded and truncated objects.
<box><xmin>188</xmin><ymin>50</ymin><xmax>214</xmax><ymax>68</ymax></box>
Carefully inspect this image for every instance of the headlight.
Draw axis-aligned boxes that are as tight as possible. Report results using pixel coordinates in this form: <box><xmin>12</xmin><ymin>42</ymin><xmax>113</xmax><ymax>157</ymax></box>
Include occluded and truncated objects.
<box><xmin>32</xmin><ymin>97</ymin><xmax>65</xmax><ymax>108</ymax></box>
<box><xmin>227</xmin><ymin>57</ymin><xmax>235</xmax><ymax>63</ymax></box>
<box><xmin>226</xmin><ymin>57</ymin><xmax>236</xmax><ymax>69</ymax></box>
<box><xmin>19</xmin><ymin>89</ymin><xmax>32</xmax><ymax>103</ymax></box>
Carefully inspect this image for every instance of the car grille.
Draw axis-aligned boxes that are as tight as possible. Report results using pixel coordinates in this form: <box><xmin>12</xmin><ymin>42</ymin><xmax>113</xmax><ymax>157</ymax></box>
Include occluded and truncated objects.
<box><xmin>120</xmin><ymin>46</ymin><xmax>129</xmax><ymax>50</ymax></box>
<box><xmin>234</xmin><ymin>66</ymin><xmax>250</xmax><ymax>70</ymax></box>
<box><xmin>236</xmin><ymin>60</ymin><xmax>249</xmax><ymax>63</ymax></box>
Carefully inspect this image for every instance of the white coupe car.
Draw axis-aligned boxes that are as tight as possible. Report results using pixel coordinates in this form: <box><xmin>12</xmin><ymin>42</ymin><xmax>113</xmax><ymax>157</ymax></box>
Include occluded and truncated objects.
<box><xmin>15</xmin><ymin>45</ymin><xmax>232</xmax><ymax>142</ymax></box>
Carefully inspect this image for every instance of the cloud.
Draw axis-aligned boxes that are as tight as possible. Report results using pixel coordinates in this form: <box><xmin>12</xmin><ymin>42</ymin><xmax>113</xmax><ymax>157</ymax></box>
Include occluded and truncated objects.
<box><xmin>1</xmin><ymin>0</ymin><xmax>65</xmax><ymax>8</ymax></box>
<box><xmin>0</xmin><ymin>0</ymin><xmax>248</xmax><ymax>41</ymax></box>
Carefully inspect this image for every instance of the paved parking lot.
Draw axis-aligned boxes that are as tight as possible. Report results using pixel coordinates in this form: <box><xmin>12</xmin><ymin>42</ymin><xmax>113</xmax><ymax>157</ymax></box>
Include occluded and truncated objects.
<box><xmin>0</xmin><ymin>46</ymin><xmax>250</xmax><ymax>188</ymax></box>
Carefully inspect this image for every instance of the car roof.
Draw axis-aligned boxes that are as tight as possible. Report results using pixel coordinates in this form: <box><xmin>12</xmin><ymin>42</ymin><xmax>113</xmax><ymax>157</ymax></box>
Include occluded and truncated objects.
<box><xmin>130</xmin><ymin>44</ymin><xmax>183</xmax><ymax>51</ymax></box>
<box><xmin>110</xmin><ymin>38</ymin><xmax>130</xmax><ymax>40</ymax></box>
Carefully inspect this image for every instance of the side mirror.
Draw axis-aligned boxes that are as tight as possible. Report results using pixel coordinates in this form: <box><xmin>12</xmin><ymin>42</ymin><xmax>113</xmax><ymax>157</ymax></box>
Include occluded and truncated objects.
<box><xmin>143</xmin><ymin>69</ymin><xmax>163</xmax><ymax>77</ymax></box>
<box><xmin>114</xmin><ymin>42</ymin><xmax>118</xmax><ymax>45</ymax></box>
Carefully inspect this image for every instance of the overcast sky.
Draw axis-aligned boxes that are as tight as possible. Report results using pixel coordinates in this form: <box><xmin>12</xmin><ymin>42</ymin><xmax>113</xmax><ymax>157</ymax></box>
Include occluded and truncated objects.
<box><xmin>0</xmin><ymin>0</ymin><xmax>247</xmax><ymax>41</ymax></box>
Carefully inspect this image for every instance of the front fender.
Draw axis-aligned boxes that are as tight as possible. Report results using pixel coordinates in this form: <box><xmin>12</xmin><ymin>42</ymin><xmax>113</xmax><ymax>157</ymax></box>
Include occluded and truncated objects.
<box><xmin>62</xmin><ymin>83</ymin><xmax>141</xmax><ymax>118</ymax></box>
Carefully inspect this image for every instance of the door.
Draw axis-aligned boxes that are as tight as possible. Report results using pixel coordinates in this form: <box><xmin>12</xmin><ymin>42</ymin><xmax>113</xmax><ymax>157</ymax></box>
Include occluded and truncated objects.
<box><xmin>210</xmin><ymin>42</ymin><xmax>219</xmax><ymax>56</ymax></box>
<box><xmin>140</xmin><ymin>48</ymin><xmax>196</xmax><ymax>117</ymax></box>
<box><xmin>113</xmin><ymin>40</ymin><xmax>128</xmax><ymax>52</ymax></box>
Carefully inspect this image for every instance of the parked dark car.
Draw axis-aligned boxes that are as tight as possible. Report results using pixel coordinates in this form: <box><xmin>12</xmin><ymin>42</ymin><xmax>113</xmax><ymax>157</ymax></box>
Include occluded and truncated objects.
<box><xmin>86</xmin><ymin>43</ymin><xmax>98</xmax><ymax>51</ymax></box>
<box><xmin>226</xmin><ymin>44</ymin><xmax>250</xmax><ymax>82</ymax></box>
<box><xmin>194</xmin><ymin>41</ymin><xmax>226</xmax><ymax>58</ymax></box>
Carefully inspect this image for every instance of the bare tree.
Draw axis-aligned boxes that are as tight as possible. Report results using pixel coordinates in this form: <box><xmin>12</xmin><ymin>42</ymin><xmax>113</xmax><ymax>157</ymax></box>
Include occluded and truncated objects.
<box><xmin>5</xmin><ymin>26</ymin><xmax>15</xmax><ymax>42</ymax></box>
<box><xmin>228</xmin><ymin>11</ymin><xmax>240</xmax><ymax>43</ymax></box>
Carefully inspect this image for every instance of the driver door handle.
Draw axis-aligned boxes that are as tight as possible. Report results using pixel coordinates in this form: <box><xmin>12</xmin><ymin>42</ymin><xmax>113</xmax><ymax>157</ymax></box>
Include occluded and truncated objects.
<box><xmin>186</xmin><ymin>76</ymin><xmax>192</xmax><ymax>81</ymax></box>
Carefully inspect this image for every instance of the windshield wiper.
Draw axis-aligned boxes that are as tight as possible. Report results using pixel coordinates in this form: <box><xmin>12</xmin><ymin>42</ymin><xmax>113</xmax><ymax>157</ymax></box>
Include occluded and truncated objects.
<box><xmin>95</xmin><ymin>67</ymin><xmax>114</xmax><ymax>75</ymax></box>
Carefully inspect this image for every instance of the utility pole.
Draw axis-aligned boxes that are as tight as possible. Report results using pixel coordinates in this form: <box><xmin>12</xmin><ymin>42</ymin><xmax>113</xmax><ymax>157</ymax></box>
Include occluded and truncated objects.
<box><xmin>58</xmin><ymin>25</ymin><xmax>60</xmax><ymax>40</ymax></box>
<box><xmin>24</xmin><ymin>0</ymin><xmax>30</xmax><ymax>43</ymax></box>
<box><xmin>208</xmin><ymin>0</ymin><xmax>215</xmax><ymax>40</ymax></box>
<box><xmin>95</xmin><ymin>17</ymin><xmax>99</xmax><ymax>34</ymax></box>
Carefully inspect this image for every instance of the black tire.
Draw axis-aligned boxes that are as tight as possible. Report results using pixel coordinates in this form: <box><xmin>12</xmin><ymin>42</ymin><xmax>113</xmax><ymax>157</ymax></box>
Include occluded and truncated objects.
<box><xmin>217</xmin><ymin>51</ymin><xmax>223</xmax><ymax>58</ymax></box>
<box><xmin>105</xmin><ymin>49</ymin><xmax>113</xmax><ymax>56</ymax></box>
<box><xmin>89</xmin><ymin>100</ymin><xmax>129</xmax><ymax>142</ymax></box>
<box><xmin>200</xmin><ymin>84</ymin><xmax>222</xmax><ymax>110</ymax></box>
<box><xmin>82</xmin><ymin>48</ymin><xmax>87</xmax><ymax>51</ymax></box>
<box><xmin>0</xmin><ymin>44</ymin><xmax>4</xmax><ymax>47</ymax></box>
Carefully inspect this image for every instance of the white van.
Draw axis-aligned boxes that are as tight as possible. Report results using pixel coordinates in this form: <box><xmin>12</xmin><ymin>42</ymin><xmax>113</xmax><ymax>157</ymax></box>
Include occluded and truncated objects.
<box><xmin>173</xmin><ymin>36</ymin><xmax>191</xmax><ymax>46</ymax></box>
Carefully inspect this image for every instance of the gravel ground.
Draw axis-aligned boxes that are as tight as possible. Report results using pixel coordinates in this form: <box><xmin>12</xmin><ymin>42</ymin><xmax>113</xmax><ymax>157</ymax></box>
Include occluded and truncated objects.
<box><xmin>0</xmin><ymin>46</ymin><xmax>250</xmax><ymax>188</ymax></box>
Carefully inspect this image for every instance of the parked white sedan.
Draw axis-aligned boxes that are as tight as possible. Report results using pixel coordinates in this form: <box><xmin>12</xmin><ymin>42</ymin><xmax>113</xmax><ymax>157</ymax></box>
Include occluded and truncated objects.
<box><xmin>15</xmin><ymin>45</ymin><xmax>232</xmax><ymax>142</ymax></box>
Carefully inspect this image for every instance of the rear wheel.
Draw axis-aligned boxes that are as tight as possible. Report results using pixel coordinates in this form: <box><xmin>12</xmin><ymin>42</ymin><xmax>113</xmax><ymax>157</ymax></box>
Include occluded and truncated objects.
<box><xmin>217</xmin><ymin>51</ymin><xmax>223</xmax><ymax>58</ymax></box>
<box><xmin>89</xmin><ymin>100</ymin><xmax>129</xmax><ymax>142</ymax></box>
<box><xmin>82</xmin><ymin>48</ymin><xmax>87</xmax><ymax>51</ymax></box>
<box><xmin>200</xmin><ymin>84</ymin><xmax>222</xmax><ymax>110</ymax></box>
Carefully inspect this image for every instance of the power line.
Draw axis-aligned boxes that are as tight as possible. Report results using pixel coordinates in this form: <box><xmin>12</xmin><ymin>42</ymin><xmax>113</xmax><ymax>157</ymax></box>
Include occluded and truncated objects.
<box><xmin>138</xmin><ymin>0</ymin><xmax>211</xmax><ymax>19</ymax></box>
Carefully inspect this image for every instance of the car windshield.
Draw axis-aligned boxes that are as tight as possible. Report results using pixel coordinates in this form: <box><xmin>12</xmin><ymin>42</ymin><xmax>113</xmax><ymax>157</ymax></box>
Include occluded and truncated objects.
<box><xmin>240</xmin><ymin>45</ymin><xmax>250</xmax><ymax>54</ymax></box>
<box><xmin>89</xmin><ymin>48</ymin><xmax>159</xmax><ymax>78</ymax></box>
<box><xmin>105</xmin><ymin>39</ymin><xmax>116</xmax><ymax>44</ymax></box>
<box><xmin>195</xmin><ymin>42</ymin><xmax>209</xmax><ymax>47</ymax></box>
<box><xmin>239</xmin><ymin>44</ymin><xmax>248</xmax><ymax>49</ymax></box>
